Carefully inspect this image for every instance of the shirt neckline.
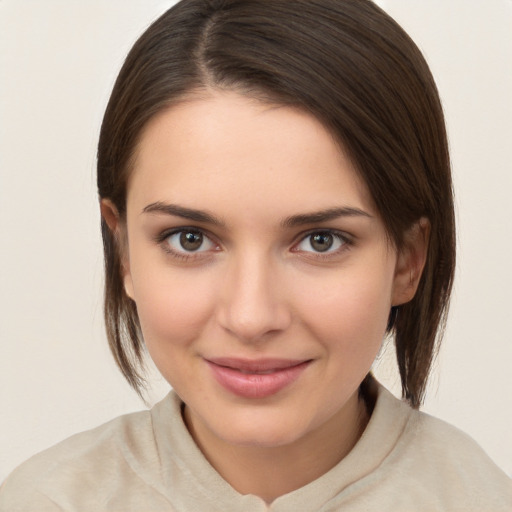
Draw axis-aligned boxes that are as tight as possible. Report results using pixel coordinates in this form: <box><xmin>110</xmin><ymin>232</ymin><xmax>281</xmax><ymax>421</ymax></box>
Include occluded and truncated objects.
<box><xmin>146</xmin><ymin>379</ymin><xmax>412</xmax><ymax>511</ymax></box>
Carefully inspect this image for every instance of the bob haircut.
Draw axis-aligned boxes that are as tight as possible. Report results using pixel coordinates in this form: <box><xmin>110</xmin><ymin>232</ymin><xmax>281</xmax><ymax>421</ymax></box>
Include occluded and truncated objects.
<box><xmin>97</xmin><ymin>0</ymin><xmax>455</xmax><ymax>408</ymax></box>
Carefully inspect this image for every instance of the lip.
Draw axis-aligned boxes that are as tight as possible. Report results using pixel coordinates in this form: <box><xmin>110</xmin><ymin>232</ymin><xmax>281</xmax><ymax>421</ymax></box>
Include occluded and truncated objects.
<box><xmin>205</xmin><ymin>357</ymin><xmax>312</xmax><ymax>399</ymax></box>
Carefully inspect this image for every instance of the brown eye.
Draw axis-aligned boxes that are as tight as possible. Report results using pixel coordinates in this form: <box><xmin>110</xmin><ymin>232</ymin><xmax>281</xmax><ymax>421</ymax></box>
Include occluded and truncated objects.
<box><xmin>164</xmin><ymin>229</ymin><xmax>216</xmax><ymax>254</ymax></box>
<box><xmin>294</xmin><ymin>231</ymin><xmax>347</xmax><ymax>255</ymax></box>
<box><xmin>180</xmin><ymin>231</ymin><xmax>203</xmax><ymax>251</ymax></box>
<box><xmin>310</xmin><ymin>233</ymin><xmax>334</xmax><ymax>252</ymax></box>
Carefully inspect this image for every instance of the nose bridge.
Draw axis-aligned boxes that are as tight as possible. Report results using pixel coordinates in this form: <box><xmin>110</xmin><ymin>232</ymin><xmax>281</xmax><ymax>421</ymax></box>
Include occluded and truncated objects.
<box><xmin>218</xmin><ymin>247</ymin><xmax>290</xmax><ymax>342</ymax></box>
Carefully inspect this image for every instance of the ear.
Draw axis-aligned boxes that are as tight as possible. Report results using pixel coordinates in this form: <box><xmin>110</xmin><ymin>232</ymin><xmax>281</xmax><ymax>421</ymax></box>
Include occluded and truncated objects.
<box><xmin>391</xmin><ymin>217</ymin><xmax>430</xmax><ymax>306</ymax></box>
<box><xmin>100</xmin><ymin>199</ymin><xmax>135</xmax><ymax>300</ymax></box>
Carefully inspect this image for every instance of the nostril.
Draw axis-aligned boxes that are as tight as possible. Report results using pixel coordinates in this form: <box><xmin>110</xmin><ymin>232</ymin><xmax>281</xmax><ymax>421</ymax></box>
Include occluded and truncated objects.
<box><xmin>218</xmin><ymin>301</ymin><xmax>292</xmax><ymax>343</ymax></box>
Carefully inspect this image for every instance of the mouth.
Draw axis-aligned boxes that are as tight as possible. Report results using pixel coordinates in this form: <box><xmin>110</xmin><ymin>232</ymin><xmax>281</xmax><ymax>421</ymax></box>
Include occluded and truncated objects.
<box><xmin>205</xmin><ymin>357</ymin><xmax>312</xmax><ymax>399</ymax></box>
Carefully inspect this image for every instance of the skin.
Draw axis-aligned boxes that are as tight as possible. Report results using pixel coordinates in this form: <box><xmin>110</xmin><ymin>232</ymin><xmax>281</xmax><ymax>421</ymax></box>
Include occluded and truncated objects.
<box><xmin>102</xmin><ymin>90</ymin><xmax>428</xmax><ymax>503</ymax></box>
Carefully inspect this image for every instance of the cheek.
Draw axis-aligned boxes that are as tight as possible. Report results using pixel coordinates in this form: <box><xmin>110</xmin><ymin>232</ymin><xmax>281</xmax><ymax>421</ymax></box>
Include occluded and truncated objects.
<box><xmin>129</xmin><ymin>257</ymin><xmax>218</xmax><ymax>349</ymax></box>
<box><xmin>292</xmin><ymin>264</ymin><xmax>394</xmax><ymax>351</ymax></box>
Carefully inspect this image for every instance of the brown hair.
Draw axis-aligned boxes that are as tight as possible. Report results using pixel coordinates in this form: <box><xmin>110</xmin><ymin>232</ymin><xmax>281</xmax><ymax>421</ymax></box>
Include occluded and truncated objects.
<box><xmin>97</xmin><ymin>0</ymin><xmax>455</xmax><ymax>408</ymax></box>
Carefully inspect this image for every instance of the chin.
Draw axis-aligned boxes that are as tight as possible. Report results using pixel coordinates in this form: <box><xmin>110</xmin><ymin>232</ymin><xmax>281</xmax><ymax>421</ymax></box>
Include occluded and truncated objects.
<box><xmin>212</xmin><ymin>409</ymin><xmax>313</xmax><ymax>449</ymax></box>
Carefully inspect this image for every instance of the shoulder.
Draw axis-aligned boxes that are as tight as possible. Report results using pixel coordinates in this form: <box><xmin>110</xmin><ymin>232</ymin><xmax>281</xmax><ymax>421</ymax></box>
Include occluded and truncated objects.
<box><xmin>406</xmin><ymin>406</ymin><xmax>507</xmax><ymax>478</ymax></box>
<box><xmin>377</xmin><ymin>387</ymin><xmax>512</xmax><ymax>510</ymax></box>
<box><xmin>0</xmin><ymin>402</ymin><xmax>161</xmax><ymax>511</ymax></box>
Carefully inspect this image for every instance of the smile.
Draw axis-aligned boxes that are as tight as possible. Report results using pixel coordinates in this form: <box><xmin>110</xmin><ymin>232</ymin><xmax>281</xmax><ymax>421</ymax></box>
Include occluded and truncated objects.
<box><xmin>205</xmin><ymin>358</ymin><xmax>312</xmax><ymax>399</ymax></box>
<box><xmin>238</xmin><ymin>369</ymin><xmax>278</xmax><ymax>375</ymax></box>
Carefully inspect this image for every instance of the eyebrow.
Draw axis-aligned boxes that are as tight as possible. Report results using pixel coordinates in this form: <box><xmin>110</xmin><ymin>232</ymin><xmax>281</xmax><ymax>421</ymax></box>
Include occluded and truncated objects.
<box><xmin>281</xmin><ymin>207</ymin><xmax>372</xmax><ymax>228</ymax></box>
<box><xmin>142</xmin><ymin>201</ymin><xmax>371</xmax><ymax>228</ymax></box>
<box><xmin>142</xmin><ymin>202</ymin><xmax>226</xmax><ymax>227</ymax></box>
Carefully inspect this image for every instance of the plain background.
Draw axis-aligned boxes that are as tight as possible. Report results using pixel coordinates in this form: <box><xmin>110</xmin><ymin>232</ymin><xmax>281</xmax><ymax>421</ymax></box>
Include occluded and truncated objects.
<box><xmin>1</xmin><ymin>0</ymin><xmax>511</xmax><ymax>482</ymax></box>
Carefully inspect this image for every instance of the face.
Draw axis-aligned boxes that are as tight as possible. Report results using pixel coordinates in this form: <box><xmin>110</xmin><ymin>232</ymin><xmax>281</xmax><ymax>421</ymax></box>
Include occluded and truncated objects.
<box><xmin>114</xmin><ymin>91</ymin><xmax>419</xmax><ymax>451</ymax></box>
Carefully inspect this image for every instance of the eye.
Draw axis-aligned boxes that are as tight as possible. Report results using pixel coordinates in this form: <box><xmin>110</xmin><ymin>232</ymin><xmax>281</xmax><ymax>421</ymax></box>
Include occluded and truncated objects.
<box><xmin>295</xmin><ymin>231</ymin><xmax>347</xmax><ymax>253</ymax></box>
<box><xmin>165</xmin><ymin>229</ymin><xmax>216</xmax><ymax>254</ymax></box>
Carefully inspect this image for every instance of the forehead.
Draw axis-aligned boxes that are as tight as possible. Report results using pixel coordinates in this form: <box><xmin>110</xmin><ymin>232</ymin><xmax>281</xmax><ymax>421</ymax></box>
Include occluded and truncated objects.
<box><xmin>127</xmin><ymin>91</ymin><xmax>375</xmax><ymax>219</ymax></box>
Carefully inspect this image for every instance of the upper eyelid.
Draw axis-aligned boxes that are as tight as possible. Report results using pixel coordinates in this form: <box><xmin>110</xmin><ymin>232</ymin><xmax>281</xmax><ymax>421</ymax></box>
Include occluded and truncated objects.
<box><xmin>290</xmin><ymin>229</ymin><xmax>353</xmax><ymax>257</ymax></box>
<box><xmin>154</xmin><ymin>226</ymin><xmax>353</xmax><ymax>249</ymax></box>
<box><xmin>293</xmin><ymin>228</ymin><xmax>352</xmax><ymax>244</ymax></box>
<box><xmin>156</xmin><ymin>227</ymin><xmax>219</xmax><ymax>260</ymax></box>
<box><xmin>155</xmin><ymin>226</ymin><xmax>217</xmax><ymax>244</ymax></box>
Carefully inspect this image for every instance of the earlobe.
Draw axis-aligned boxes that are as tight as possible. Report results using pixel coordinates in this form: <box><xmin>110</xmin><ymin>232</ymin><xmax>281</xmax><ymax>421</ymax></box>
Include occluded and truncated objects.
<box><xmin>392</xmin><ymin>217</ymin><xmax>430</xmax><ymax>306</ymax></box>
<box><xmin>100</xmin><ymin>199</ymin><xmax>135</xmax><ymax>301</ymax></box>
<box><xmin>123</xmin><ymin>272</ymin><xmax>135</xmax><ymax>301</ymax></box>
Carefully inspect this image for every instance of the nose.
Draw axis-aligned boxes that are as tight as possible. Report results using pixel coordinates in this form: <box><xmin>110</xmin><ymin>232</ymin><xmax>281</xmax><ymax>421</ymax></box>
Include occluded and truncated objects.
<box><xmin>217</xmin><ymin>252</ymin><xmax>292</xmax><ymax>343</ymax></box>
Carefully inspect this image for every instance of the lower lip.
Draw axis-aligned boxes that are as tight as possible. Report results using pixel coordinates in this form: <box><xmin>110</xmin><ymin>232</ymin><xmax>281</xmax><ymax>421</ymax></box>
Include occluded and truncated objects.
<box><xmin>206</xmin><ymin>360</ymin><xmax>311</xmax><ymax>399</ymax></box>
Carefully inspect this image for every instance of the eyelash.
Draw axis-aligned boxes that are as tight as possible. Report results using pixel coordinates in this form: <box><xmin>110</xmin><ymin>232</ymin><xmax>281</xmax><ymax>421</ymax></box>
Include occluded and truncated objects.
<box><xmin>154</xmin><ymin>227</ymin><xmax>353</xmax><ymax>262</ymax></box>
<box><xmin>291</xmin><ymin>229</ymin><xmax>353</xmax><ymax>259</ymax></box>
<box><xmin>154</xmin><ymin>227</ymin><xmax>219</xmax><ymax>261</ymax></box>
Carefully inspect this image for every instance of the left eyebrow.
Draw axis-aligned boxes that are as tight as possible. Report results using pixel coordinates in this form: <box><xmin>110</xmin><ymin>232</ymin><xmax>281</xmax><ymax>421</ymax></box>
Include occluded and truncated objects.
<box><xmin>281</xmin><ymin>207</ymin><xmax>372</xmax><ymax>228</ymax></box>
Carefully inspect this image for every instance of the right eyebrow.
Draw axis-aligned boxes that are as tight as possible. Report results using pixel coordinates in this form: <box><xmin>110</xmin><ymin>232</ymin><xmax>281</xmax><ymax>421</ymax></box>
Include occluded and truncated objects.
<box><xmin>141</xmin><ymin>201</ymin><xmax>226</xmax><ymax>227</ymax></box>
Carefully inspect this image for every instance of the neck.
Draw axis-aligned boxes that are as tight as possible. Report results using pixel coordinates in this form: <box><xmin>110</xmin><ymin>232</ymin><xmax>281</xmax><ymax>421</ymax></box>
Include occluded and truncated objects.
<box><xmin>183</xmin><ymin>390</ymin><xmax>370</xmax><ymax>504</ymax></box>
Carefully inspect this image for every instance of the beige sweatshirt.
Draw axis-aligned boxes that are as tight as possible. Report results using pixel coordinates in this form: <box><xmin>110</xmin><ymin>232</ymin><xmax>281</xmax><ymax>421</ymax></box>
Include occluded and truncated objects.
<box><xmin>1</xmin><ymin>382</ymin><xmax>511</xmax><ymax>511</ymax></box>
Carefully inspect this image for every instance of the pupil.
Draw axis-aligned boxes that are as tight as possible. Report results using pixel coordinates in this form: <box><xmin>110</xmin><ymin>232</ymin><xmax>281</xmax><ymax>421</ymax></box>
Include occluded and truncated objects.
<box><xmin>180</xmin><ymin>231</ymin><xmax>203</xmax><ymax>251</ymax></box>
<box><xmin>311</xmin><ymin>233</ymin><xmax>333</xmax><ymax>252</ymax></box>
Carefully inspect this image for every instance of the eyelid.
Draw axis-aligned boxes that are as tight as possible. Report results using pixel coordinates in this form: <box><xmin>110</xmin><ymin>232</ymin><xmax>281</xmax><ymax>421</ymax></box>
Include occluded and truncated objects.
<box><xmin>291</xmin><ymin>228</ymin><xmax>353</xmax><ymax>256</ymax></box>
<box><xmin>153</xmin><ymin>226</ymin><xmax>352</xmax><ymax>261</ymax></box>
<box><xmin>154</xmin><ymin>226</ymin><xmax>221</xmax><ymax>259</ymax></box>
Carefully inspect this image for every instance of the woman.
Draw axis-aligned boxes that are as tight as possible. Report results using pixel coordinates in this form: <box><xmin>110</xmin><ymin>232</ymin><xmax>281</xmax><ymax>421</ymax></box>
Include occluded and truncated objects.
<box><xmin>1</xmin><ymin>1</ymin><xmax>511</xmax><ymax>510</ymax></box>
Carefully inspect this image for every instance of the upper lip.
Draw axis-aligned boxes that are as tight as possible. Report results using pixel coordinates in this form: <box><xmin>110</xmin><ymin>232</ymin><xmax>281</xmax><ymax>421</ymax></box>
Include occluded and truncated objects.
<box><xmin>205</xmin><ymin>357</ymin><xmax>311</xmax><ymax>372</ymax></box>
